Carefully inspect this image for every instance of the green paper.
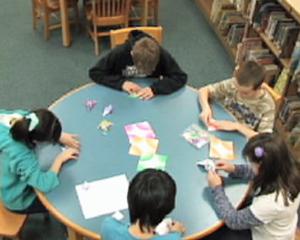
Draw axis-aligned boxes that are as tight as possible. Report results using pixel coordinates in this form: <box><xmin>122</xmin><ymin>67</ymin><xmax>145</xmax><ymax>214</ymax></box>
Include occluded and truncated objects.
<box><xmin>128</xmin><ymin>93</ymin><xmax>139</xmax><ymax>99</ymax></box>
<box><xmin>137</xmin><ymin>154</ymin><xmax>168</xmax><ymax>171</ymax></box>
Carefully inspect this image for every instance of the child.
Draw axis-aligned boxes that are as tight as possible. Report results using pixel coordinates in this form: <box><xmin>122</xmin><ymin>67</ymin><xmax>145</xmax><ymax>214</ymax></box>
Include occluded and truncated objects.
<box><xmin>206</xmin><ymin>133</ymin><xmax>300</xmax><ymax>240</ymax></box>
<box><xmin>101</xmin><ymin>169</ymin><xmax>186</xmax><ymax>239</ymax></box>
<box><xmin>0</xmin><ymin>109</ymin><xmax>80</xmax><ymax>214</ymax></box>
<box><xmin>198</xmin><ymin>61</ymin><xmax>275</xmax><ymax>138</ymax></box>
<box><xmin>89</xmin><ymin>30</ymin><xmax>187</xmax><ymax>100</ymax></box>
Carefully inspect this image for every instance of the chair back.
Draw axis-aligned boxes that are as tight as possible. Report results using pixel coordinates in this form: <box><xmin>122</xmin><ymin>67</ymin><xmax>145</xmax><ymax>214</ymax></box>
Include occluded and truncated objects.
<box><xmin>262</xmin><ymin>82</ymin><xmax>282</xmax><ymax>110</ymax></box>
<box><xmin>110</xmin><ymin>26</ymin><xmax>163</xmax><ymax>48</ymax></box>
<box><xmin>91</xmin><ymin>0</ymin><xmax>131</xmax><ymax>26</ymax></box>
<box><xmin>0</xmin><ymin>201</ymin><xmax>27</xmax><ymax>238</ymax></box>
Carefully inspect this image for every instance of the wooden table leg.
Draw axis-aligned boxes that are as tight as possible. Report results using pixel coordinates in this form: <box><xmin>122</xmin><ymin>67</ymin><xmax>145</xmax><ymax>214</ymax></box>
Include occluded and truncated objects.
<box><xmin>59</xmin><ymin>0</ymin><xmax>72</xmax><ymax>47</ymax></box>
<box><xmin>142</xmin><ymin>0</ymin><xmax>149</xmax><ymax>26</ymax></box>
<box><xmin>67</xmin><ymin>227</ymin><xmax>83</xmax><ymax>240</ymax></box>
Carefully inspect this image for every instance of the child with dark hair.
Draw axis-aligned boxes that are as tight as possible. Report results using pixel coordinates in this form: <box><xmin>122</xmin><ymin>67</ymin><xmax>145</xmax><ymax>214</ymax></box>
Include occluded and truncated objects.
<box><xmin>89</xmin><ymin>30</ymin><xmax>187</xmax><ymax>100</ymax></box>
<box><xmin>198</xmin><ymin>61</ymin><xmax>275</xmax><ymax>138</ymax></box>
<box><xmin>101</xmin><ymin>169</ymin><xmax>186</xmax><ymax>239</ymax></box>
<box><xmin>0</xmin><ymin>109</ymin><xmax>80</xmax><ymax>214</ymax></box>
<box><xmin>206</xmin><ymin>133</ymin><xmax>300</xmax><ymax>240</ymax></box>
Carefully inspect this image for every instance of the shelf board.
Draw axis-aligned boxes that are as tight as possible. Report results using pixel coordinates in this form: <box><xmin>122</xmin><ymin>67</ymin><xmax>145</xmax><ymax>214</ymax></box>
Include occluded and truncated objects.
<box><xmin>279</xmin><ymin>0</ymin><xmax>300</xmax><ymax>23</ymax></box>
<box><xmin>195</xmin><ymin>0</ymin><xmax>236</xmax><ymax>60</ymax></box>
<box><xmin>253</xmin><ymin>28</ymin><xmax>291</xmax><ymax>68</ymax></box>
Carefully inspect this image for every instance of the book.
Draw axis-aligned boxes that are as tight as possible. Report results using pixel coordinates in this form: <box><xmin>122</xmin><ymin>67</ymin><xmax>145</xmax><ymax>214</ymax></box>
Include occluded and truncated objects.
<box><xmin>227</xmin><ymin>23</ymin><xmax>246</xmax><ymax>47</ymax></box>
<box><xmin>279</xmin><ymin>95</ymin><xmax>300</xmax><ymax>122</ymax></box>
<box><xmin>264</xmin><ymin>64</ymin><xmax>280</xmax><ymax>85</ymax></box>
<box><xmin>279</xmin><ymin>26</ymin><xmax>300</xmax><ymax>58</ymax></box>
<box><xmin>285</xmin><ymin>111</ymin><xmax>300</xmax><ymax>131</ymax></box>
<box><xmin>274</xmin><ymin>68</ymin><xmax>290</xmax><ymax>95</ymax></box>
<box><xmin>235</xmin><ymin>37</ymin><xmax>263</xmax><ymax>63</ymax></box>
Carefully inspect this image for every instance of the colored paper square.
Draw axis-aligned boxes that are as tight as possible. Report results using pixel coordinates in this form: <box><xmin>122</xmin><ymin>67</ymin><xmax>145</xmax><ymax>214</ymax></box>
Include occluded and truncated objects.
<box><xmin>129</xmin><ymin>137</ymin><xmax>159</xmax><ymax>156</ymax></box>
<box><xmin>137</xmin><ymin>154</ymin><xmax>168</xmax><ymax>171</ymax></box>
<box><xmin>182</xmin><ymin>124</ymin><xmax>209</xmax><ymax>149</ymax></box>
<box><xmin>125</xmin><ymin>121</ymin><xmax>156</xmax><ymax>143</ymax></box>
<box><xmin>209</xmin><ymin>137</ymin><xmax>235</xmax><ymax>160</ymax></box>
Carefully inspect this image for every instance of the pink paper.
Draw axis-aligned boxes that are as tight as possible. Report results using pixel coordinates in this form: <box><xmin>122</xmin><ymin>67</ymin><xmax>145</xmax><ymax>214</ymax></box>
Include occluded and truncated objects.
<box><xmin>124</xmin><ymin>121</ymin><xmax>156</xmax><ymax>143</ymax></box>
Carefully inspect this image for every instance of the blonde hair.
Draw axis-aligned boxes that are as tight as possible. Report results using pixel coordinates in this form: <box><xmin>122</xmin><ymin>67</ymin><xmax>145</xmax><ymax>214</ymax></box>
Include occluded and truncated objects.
<box><xmin>131</xmin><ymin>37</ymin><xmax>160</xmax><ymax>75</ymax></box>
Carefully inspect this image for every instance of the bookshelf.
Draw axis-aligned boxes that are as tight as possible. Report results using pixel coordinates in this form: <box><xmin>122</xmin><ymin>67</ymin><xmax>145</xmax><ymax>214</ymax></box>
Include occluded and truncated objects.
<box><xmin>195</xmin><ymin>0</ymin><xmax>237</xmax><ymax>59</ymax></box>
<box><xmin>253</xmin><ymin>29</ymin><xmax>291</xmax><ymax>68</ymax></box>
<box><xmin>275</xmin><ymin>116</ymin><xmax>300</xmax><ymax>163</ymax></box>
<box><xmin>194</xmin><ymin>0</ymin><xmax>300</xmax><ymax>161</ymax></box>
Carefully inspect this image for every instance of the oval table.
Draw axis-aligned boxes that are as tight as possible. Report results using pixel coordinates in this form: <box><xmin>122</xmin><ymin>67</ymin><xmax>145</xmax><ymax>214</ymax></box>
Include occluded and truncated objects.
<box><xmin>36</xmin><ymin>82</ymin><xmax>249</xmax><ymax>240</ymax></box>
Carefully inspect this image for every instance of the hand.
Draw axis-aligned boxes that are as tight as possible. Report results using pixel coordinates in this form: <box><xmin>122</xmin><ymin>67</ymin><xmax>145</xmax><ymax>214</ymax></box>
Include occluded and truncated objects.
<box><xmin>51</xmin><ymin>148</ymin><xmax>79</xmax><ymax>173</ymax></box>
<box><xmin>122</xmin><ymin>81</ymin><xmax>142</xmax><ymax>94</ymax></box>
<box><xmin>207</xmin><ymin>170</ymin><xmax>222</xmax><ymax>188</ymax></box>
<box><xmin>210</xmin><ymin>120</ymin><xmax>239</xmax><ymax>131</ymax></box>
<box><xmin>136</xmin><ymin>87</ymin><xmax>155</xmax><ymax>100</ymax></box>
<box><xmin>60</xmin><ymin>132</ymin><xmax>80</xmax><ymax>150</ymax></box>
<box><xmin>169</xmin><ymin>221</ymin><xmax>186</xmax><ymax>234</ymax></box>
<box><xmin>56</xmin><ymin>148</ymin><xmax>79</xmax><ymax>164</ymax></box>
<box><xmin>215</xmin><ymin>160</ymin><xmax>235</xmax><ymax>173</ymax></box>
<box><xmin>200</xmin><ymin>107</ymin><xmax>213</xmax><ymax>126</ymax></box>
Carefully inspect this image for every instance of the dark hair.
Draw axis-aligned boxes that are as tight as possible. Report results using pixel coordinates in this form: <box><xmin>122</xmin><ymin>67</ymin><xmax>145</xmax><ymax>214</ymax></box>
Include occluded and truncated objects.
<box><xmin>127</xmin><ymin>169</ymin><xmax>176</xmax><ymax>232</ymax></box>
<box><xmin>10</xmin><ymin>109</ymin><xmax>62</xmax><ymax>148</ymax></box>
<box><xmin>235</xmin><ymin>61</ymin><xmax>265</xmax><ymax>90</ymax></box>
<box><xmin>131</xmin><ymin>37</ymin><xmax>160</xmax><ymax>76</ymax></box>
<box><xmin>243</xmin><ymin>133</ymin><xmax>300</xmax><ymax>205</ymax></box>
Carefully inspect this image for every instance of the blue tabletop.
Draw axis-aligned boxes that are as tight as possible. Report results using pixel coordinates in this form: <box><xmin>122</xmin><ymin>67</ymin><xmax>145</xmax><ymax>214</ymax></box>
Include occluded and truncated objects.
<box><xmin>37</xmin><ymin>83</ymin><xmax>248</xmax><ymax>238</ymax></box>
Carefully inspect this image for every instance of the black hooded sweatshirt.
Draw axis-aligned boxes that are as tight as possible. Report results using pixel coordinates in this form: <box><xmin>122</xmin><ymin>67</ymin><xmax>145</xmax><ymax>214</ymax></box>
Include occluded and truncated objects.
<box><xmin>89</xmin><ymin>30</ymin><xmax>188</xmax><ymax>95</ymax></box>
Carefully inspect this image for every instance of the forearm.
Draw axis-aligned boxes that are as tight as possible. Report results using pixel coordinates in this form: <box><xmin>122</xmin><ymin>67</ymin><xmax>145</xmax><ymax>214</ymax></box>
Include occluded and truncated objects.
<box><xmin>89</xmin><ymin>68</ymin><xmax>124</xmax><ymax>90</ymax></box>
<box><xmin>150</xmin><ymin>74</ymin><xmax>187</xmax><ymax>95</ymax></box>
<box><xmin>229</xmin><ymin>164</ymin><xmax>255</xmax><ymax>180</ymax></box>
<box><xmin>50</xmin><ymin>158</ymin><xmax>63</xmax><ymax>174</ymax></box>
<box><xmin>198</xmin><ymin>87</ymin><xmax>211</xmax><ymax>110</ymax></box>
<box><xmin>210</xmin><ymin>186</ymin><xmax>262</xmax><ymax>230</ymax></box>
<box><xmin>235</xmin><ymin>122</ymin><xmax>258</xmax><ymax>139</ymax></box>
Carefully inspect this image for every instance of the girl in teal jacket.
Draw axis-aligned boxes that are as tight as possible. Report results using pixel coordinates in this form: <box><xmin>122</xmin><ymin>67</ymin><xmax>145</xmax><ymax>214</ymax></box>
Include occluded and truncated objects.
<box><xmin>0</xmin><ymin>109</ymin><xmax>80</xmax><ymax>214</ymax></box>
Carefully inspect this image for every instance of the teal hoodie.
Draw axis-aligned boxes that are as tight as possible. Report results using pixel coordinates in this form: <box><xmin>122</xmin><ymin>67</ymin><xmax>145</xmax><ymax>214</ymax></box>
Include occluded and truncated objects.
<box><xmin>0</xmin><ymin>109</ymin><xmax>59</xmax><ymax>210</ymax></box>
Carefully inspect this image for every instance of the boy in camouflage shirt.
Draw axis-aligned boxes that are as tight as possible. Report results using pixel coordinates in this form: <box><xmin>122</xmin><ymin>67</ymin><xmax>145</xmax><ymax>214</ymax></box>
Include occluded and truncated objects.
<box><xmin>198</xmin><ymin>61</ymin><xmax>275</xmax><ymax>138</ymax></box>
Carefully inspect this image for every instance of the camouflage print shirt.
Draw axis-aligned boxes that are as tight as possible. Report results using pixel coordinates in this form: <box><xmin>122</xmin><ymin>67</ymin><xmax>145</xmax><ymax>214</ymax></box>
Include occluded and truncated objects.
<box><xmin>208</xmin><ymin>78</ymin><xmax>275</xmax><ymax>133</ymax></box>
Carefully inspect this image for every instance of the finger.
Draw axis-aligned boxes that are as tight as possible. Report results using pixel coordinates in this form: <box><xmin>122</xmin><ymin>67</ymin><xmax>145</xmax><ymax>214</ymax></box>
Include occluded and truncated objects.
<box><xmin>135</xmin><ymin>90</ymin><xmax>145</xmax><ymax>97</ymax></box>
<box><xmin>144</xmin><ymin>94</ymin><xmax>153</xmax><ymax>100</ymax></box>
<box><xmin>141</xmin><ymin>93</ymin><xmax>151</xmax><ymax>100</ymax></box>
<box><xmin>71</xmin><ymin>134</ymin><xmax>79</xmax><ymax>140</ymax></box>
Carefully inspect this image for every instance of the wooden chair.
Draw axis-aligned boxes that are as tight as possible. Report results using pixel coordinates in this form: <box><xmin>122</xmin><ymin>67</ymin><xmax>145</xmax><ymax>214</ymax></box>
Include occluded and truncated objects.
<box><xmin>262</xmin><ymin>82</ymin><xmax>282</xmax><ymax>110</ymax></box>
<box><xmin>296</xmin><ymin>228</ymin><xmax>300</xmax><ymax>240</ymax></box>
<box><xmin>0</xmin><ymin>202</ymin><xmax>27</xmax><ymax>240</ymax></box>
<box><xmin>130</xmin><ymin>0</ymin><xmax>159</xmax><ymax>25</ymax></box>
<box><xmin>85</xmin><ymin>0</ymin><xmax>131</xmax><ymax>55</ymax></box>
<box><xmin>32</xmin><ymin>0</ymin><xmax>79</xmax><ymax>40</ymax></box>
<box><xmin>110</xmin><ymin>26</ymin><xmax>163</xmax><ymax>48</ymax></box>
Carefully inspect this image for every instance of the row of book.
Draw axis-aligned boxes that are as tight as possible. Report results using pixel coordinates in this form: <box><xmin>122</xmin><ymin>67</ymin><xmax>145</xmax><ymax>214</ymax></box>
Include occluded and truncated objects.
<box><xmin>235</xmin><ymin>37</ymin><xmax>280</xmax><ymax>86</ymax></box>
<box><xmin>211</xmin><ymin>0</ymin><xmax>246</xmax><ymax>48</ymax></box>
<box><xmin>279</xmin><ymin>95</ymin><xmax>300</xmax><ymax>132</ymax></box>
<box><xmin>248</xmin><ymin>0</ymin><xmax>300</xmax><ymax>58</ymax></box>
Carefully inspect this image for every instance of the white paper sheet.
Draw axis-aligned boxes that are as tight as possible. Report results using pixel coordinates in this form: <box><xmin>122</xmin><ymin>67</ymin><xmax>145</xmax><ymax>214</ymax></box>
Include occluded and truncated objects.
<box><xmin>75</xmin><ymin>174</ymin><xmax>129</xmax><ymax>219</ymax></box>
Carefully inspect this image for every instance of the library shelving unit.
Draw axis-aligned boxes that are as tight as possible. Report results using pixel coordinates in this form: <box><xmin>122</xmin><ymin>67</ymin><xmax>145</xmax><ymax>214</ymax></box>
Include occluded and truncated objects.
<box><xmin>195</xmin><ymin>0</ymin><xmax>236</xmax><ymax>59</ymax></box>
<box><xmin>194</xmin><ymin>0</ymin><xmax>300</xmax><ymax>161</ymax></box>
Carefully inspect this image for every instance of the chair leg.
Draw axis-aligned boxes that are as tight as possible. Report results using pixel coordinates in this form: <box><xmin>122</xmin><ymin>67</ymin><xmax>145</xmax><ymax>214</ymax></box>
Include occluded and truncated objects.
<box><xmin>73</xmin><ymin>1</ymin><xmax>80</xmax><ymax>32</ymax></box>
<box><xmin>32</xmin><ymin>0</ymin><xmax>38</xmax><ymax>30</ymax></box>
<box><xmin>154</xmin><ymin>0</ymin><xmax>159</xmax><ymax>24</ymax></box>
<box><xmin>95</xmin><ymin>35</ymin><xmax>99</xmax><ymax>56</ymax></box>
<box><xmin>43</xmin><ymin>5</ymin><xmax>50</xmax><ymax>40</ymax></box>
<box><xmin>93</xmin><ymin>23</ymin><xmax>99</xmax><ymax>55</ymax></box>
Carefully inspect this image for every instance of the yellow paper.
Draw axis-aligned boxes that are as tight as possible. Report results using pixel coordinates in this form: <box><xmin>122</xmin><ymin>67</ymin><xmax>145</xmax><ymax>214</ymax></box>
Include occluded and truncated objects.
<box><xmin>129</xmin><ymin>137</ymin><xmax>159</xmax><ymax>156</ymax></box>
<box><xmin>209</xmin><ymin>137</ymin><xmax>235</xmax><ymax>160</ymax></box>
